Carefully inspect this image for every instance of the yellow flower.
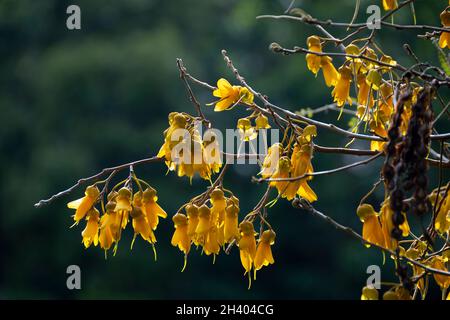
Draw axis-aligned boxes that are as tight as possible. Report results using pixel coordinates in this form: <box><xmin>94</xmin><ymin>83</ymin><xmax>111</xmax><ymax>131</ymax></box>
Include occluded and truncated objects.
<box><xmin>254</xmin><ymin>230</ymin><xmax>276</xmax><ymax>278</ymax></box>
<box><xmin>157</xmin><ymin>112</ymin><xmax>187</xmax><ymax>165</ymax></box>
<box><xmin>380</xmin><ymin>200</ymin><xmax>410</xmax><ymax>250</ymax></box>
<box><xmin>345</xmin><ymin>44</ymin><xmax>363</xmax><ymax>73</ymax></box>
<box><xmin>131</xmin><ymin>192</ymin><xmax>156</xmax><ymax>247</ymax></box>
<box><xmin>195</xmin><ymin>204</ymin><xmax>211</xmax><ymax>245</ymax></box>
<box><xmin>269</xmin><ymin>156</ymin><xmax>291</xmax><ymax>197</ymax></box>
<box><xmin>115</xmin><ymin>187</ymin><xmax>132</xmax><ymax>229</ymax></box>
<box><xmin>357</xmin><ymin>204</ymin><xmax>385</xmax><ymax>247</ymax></box>
<box><xmin>81</xmin><ymin>207</ymin><xmax>100</xmax><ymax>248</ymax></box>
<box><xmin>430</xmin><ymin>257</ymin><xmax>450</xmax><ymax>289</ymax></box>
<box><xmin>361</xmin><ymin>286</ymin><xmax>379</xmax><ymax>300</ymax></box>
<box><xmin>203</xmin><ymin>131</ymin><xmax>222</xmax><ymax>174</ymax></box>
<box><xmin>204</xmin><ymin>226</ymin><xmax>220</xmax><ymax>256</ymax></box>
<box><xmin>260</xmin><ymin>143</ymin><xmax>282</xmax><ymax>178</ymax></box>
<box><xmin>332</xmin><ymin>65</ymin><xmax>353</xmax><ymax>107</ymax></box>
<box><xmin>379</xmin><ymin>83</ymin><xmax>394</xmax><ymax>119</ymax></box>
<box><xmin>210</xmin><ymin>188</ymin><xmax>227</xmax><ymax>246</ymax></box>
<box><xmin>320</xmin><ymin>56</ymin><xmax>339</xmax><ymax>87</ymax></box>
<box><xmin>142</xmin><ymin>187</ymin><xmax>167</xmax><ymax>230</ymax></box>
<box><xmin>186</xmin><ymin>203</ymin><xmax>200</xmax><ymax>239</ymax></box>
<box><xmin>305</xmin><ymin>36</ymin><xmax>322</xmax><ymax>74</ymax></box>
<box><xmin>366</xmin><ymin>69</ymin><xmax>382</xmax><ymax>91</ymax></box>
<box><xmin>171</xmin><ymin>213</ymin><xmax>191</xmax><ymax>256</ymax></box>
<box><xmin>224</xmin><ymin>201</ymin><xmax>240</xmax><ymax>243</ymax></box>
<box><xmin>237</xmin><ymin>118</ymin><xmax>258</xmax><ymax>141</ymax></box>
<box><xmin>286</xmin><ymin>143</ymin><xmax>317</xmax><ymax>202</ymax></box>
<box><xmin>238</xmin><ymin>221</ymin><xmax>257</xmax><ymax>275</ymax></box>
<box><xmin>369</xmin><ymin>120</ymin><xmax>387</xmax><ymax>152</ymax></box>
<box><xmin>357</xmin><ymin>74</ymin><xmax>374</xmax><ymax>108</ymax></box>
<box><xmin>239</xmin><ymin>87</ymin><xmax>254</xmax><ymax>105</ymax></box>
<box><xmin>67</xmin><ymin>185</ymin><xmax>100</xmax><ymax>223</ymax></box>
<box><xmin>382</xmin><ymin>0</ymin><xmax>398</xmax><ymax>10</ymax></box>
<box><xmin>439</xmin><ymin>10</ymin><xmax>450</xmax><ymax>49</ymax></box>
<box><xmin>99</xmin><ymin>201</ymin><xmax>119</xmax><ymax>251</ymax></box>
<box><xmin>380</xmin><ymin>55</ymin><xmax>397</xmax><ymax>72</ymax></box>
<box><xmin>432</xmin><ymin>190</ymin><xmax>450</xmax><ymax>235</ymax></box>
<box><xmin>211</xmin><ymin>79</ymin><xmax>253</xmax><ymax>111</ymax></box>
<box><xmin>255</xmin><ymin>114</ymin><xmax>271</xmax><ymax>129</ymax></box>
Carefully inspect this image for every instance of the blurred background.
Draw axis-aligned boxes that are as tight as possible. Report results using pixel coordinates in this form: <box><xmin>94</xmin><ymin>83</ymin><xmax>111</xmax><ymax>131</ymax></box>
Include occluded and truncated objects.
<box><xmin>0</xmin><ymin>0</ymin><xmax>448</xmax><ymax>299</ymax></box>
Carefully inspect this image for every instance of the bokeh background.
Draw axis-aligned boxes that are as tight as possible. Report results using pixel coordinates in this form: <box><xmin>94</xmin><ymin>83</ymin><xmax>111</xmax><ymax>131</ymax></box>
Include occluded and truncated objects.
<box><xmin>1</xmin><ymin>0</ymin><xmax>448</xmax><ymax>299</ymax></box>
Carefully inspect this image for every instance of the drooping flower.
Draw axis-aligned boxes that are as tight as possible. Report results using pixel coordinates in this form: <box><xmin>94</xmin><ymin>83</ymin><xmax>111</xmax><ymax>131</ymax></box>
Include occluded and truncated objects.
<box><xmin>366</xmin><ymin>69</ymin><xmax>382</xmax><ymax>91</ymax></box>
<box><xmin>142</xmin><ymin>187</ymin><xmax>167</xmax><ymax>230</ymax></box>
<box><xmin>237</xmin><ymin>118</ymin><xmax>258</xmax><ymax>141</ymax></box>
<box><xmin>431</xmin><ymin>190</ymin><xmax>450</xmax><ymax>235</ymax></box>
<box><xmin>357</xmin><ymin>74</ymin><xmax>374</xmax><ymax>108</ymax></box>
<box><xmin>369</xmin><ymin>120</ymin><xmax>387</xmax><ymax>152</ymax></box>
<box><xmin>115</xmin><ymin>187</ymin><xmax>132</xmax><ymax>229</ymax></box>
<box><xmin>357</xmin><ymin>204</ymin><xmax>385</xmax><ymax>247</ymax></box>
<box><xmin>320</xmin><ymin>56</ymin><xmax>339</xmax><ymax>87</ymax></box>
<box><xmin>203</xmin><ymin>131</ymin><xmax>223</xmax><ymax>175</ymax></box>
<box><xmin>439</xmin><ymin>9</ymin><xmax>450</xmax><ymax>49</ymax></box>
<box><xmin>185</xmin><ymin>203</ymin><xmax>200</xmax><ymax>241</ymax></box>
<box><xmin>332</xmin><ymin>65</ymin><xmax>353</xmax><ymax>107</ymax></box>
<box><xmin>260</xmin><ymin>143</ymin><xmax>282</xmax><ymax>178</ymax></box>
<box><xmin>224</xmin><ymin>201</ymin><xmax>240</xmax><ymax>243</ymax></box>
<box><xmin>157</xmin><ymin>112</ymin><xmax>187</xmax><ymax>167</ymax></box>
<box><xmin>380</xmin><ymin>200</ymin><xmax>410</xmax><ymax>250</ymax></box>
<box><xmin>195</xmin><ymin>204</ymin><xmax>211</xmax><ymax>245</ymax></box>
<box><xmin>269</xmin><ymin>156</ymin><xmax>291</xmax><ymax>197</ymax></box>
<box><xmin>382</xmin><ymin>0</ymin><xmax>398</xmax><ymax>11</ymax></box>
<box><xmin>204</xmin><ymin>226</ymin><xmax>220</xmax><ymax>256</ymax></box>
<box><xmin>285</xmin><ymin>143</ymin><xmax>317</xmax><ymax>202</ymax></box>
<box><xmin>255</xmin><ymin>113</ymin><xmax>271</xmax><ymax>129</ymax></box>
<box><xmin>67</xmin><ymin>185</ymin><xmax>100</xmax><ymax>223</ymax></box>
<box><xmin>238</xmin><ymin>221</ymin><xmax>257</xmax><ymax>278</ymax></box>
<box><xmin>210</xmin><ymin>188</ymin><xmax>227</xmax><ymax>246</ymax></box>
<box><xmin>99</xmin><ymin>200</ymin><xmax>119</xmax><ymax>251</ymax></box>
<box><xmin>131</xmin><ymin>192</ymin><xmax>156</xmax><ymax>247</ymax></box>
<box><xmin>305</xmin><ymin>36</ymin><xmax>322</xmax><ymax>74</ymax></box>
<box><xmin>81</xmin><ymin>207</ymin><xmax>100</xmax><ymax>248</ymax></box>
<box><xmin>254</xmin><ymin>229</ymin><xmax>276</xmax><ymax>278</ymax></box>
<box><xmin>171</xmin><ymin>213</ymin><xmax>191</xmax><ymax>271</ymax></box>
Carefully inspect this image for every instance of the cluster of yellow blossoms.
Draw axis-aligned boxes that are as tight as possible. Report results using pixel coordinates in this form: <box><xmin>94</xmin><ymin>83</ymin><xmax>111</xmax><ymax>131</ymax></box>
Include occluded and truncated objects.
<box><xmin>358</xmin><ymin>187</ymin><xmax>450</xmax><ymax>300</ymax></box>
<box><xmin>304</xmin><ymin>36</ymin><xmax>427</xmax><ymax>152</ymax></box>
<box><xmin>67</xmin><ymin>183</ymin><xmax>167</xmax><ymax>258</ymax></box>
<box><xmin>157</xmin><ymin>112</ymin><xmax>222</xmax><ymax>181</ymax></box>
<box><xmin>260</xmin><ymin>125</ymin><xmax>318</xmax><ymax>203</ymax></box>
<box><xmin>170</xmin><ymin>187</ymin><xmax>275</xmax><ymax>288</ymax></box>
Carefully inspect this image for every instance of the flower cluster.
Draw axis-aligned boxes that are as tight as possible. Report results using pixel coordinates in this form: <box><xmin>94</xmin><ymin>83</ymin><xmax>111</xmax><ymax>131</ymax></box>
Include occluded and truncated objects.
<box><xmin>170</xmin><ymin>187</ymin><xmax>276</xmax><ymax>288</ymax></box>
<box><xmin>261</xmin><ymin>124</ymin><xmax>318</xmax><ymax>202</ymax></box>
<box><xmin>157</xmin><ymin>112</ymin><xmax>222</xmax><ymax>181</ymax></box>
<box><xmin>67</xmin><ymin>181</ymin><xmax>167</xmax><ymax>259</ymax></box>
<box><xmin>236</xmin><ymin>113</ymin><xmax>271</xmax><ymax>141</ymax></box>
<box><xmin>171</xmin><ymin>188</ymin><xmax>240</xmax><ymax>266</ymax></box>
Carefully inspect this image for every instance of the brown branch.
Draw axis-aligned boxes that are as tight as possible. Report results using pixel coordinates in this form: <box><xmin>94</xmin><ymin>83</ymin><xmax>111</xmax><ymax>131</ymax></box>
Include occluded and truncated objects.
<box><xmin>220</xmin><ymin>49</ymin><xmax>387</xmax><ymax>142</ymax></box>
<box><xmin>254</xmin><ymin>152</ymin><xmax>383</xmax><ymax>183</ymax></box>
<box><xmin>292</xmin><ymin>200</ymin><xmax>450</xmax><ymax>277</ymax></box>
<box><xmin>34</xmin><ymin>156</ymin><xmax>164</xmax><ymax>208</ymax></box>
